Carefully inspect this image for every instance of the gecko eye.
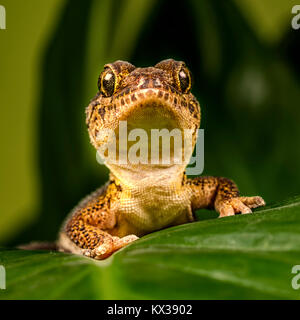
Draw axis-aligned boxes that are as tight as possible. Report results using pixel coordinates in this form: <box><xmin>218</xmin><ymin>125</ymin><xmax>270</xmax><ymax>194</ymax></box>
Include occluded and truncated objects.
<box><xmin>177</xmin><ymin>66</ymin><xmax>192</xmax><ymax>94</ymax></box>
<box><xmin>98</xmin><ymin>68</ymin><xmax>116</xmax><ymax>97</ymax></box>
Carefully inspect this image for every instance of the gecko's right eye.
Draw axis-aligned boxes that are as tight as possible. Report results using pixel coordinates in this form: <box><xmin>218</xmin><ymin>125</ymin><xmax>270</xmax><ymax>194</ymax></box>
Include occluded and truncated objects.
<box><xmin>98</xmin><ymin>68</ymin><xmax>116</xmax><ymax>97</ymax></box>
<box><xmin>176</xmin><ymin>65</ymin><xmax>192</xmax><ymax>94</ymax></box>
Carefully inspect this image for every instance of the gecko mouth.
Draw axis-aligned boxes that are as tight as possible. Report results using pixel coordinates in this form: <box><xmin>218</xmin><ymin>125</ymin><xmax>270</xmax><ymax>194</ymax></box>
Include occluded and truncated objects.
<box><xmin>94</xmin><ymin>87</ymin><xmax>197</xmax><ymax>168</ymax></box>
<box><xmin>123</xmin><ymin>99</ymin><xmax>181</xmax><ymax>132</ymax></box>
<box><xmin>117</xmin><ymin>88</ymin><xmax>186</xmax><ymax>131</ymax></box>
<box><xmin>111</xmin><ymin>90</ymin><xmax>189</xmax><ymax>167</ymax></box>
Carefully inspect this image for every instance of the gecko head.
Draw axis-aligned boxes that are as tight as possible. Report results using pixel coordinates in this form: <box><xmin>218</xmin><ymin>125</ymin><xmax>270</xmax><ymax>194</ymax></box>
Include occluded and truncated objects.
<box><xmin>86</xmin><ymin>59</ymin><xmax>201</xmax><ymax>168</ymax></box>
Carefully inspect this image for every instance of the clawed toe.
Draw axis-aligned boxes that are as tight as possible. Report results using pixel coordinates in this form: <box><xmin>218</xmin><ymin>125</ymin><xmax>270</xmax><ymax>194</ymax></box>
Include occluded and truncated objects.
<box><xmin>86</xmin><ymin>234</ymin><xmax>139</xmax><ymax>260</ymax></box>
<box><xmin>113</xmin><ymin>234</ymin><xmax>139</xmax><ymax>250</ymax></box>
<box><xmin>239</xmin><ymin>196</ymin><xmax>265</xmax><ymax>208</ymax></box>
<box><xmin>218</xmin><ymin>196</ymin><xmax>265</xmax><ymax>218</ymax></box>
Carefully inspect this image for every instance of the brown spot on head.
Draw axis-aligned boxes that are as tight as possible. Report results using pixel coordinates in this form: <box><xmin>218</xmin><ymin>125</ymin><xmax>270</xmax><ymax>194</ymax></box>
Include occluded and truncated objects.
<box><xmin>188</xmin><ymin>102</ymin><xmax>195</xmax><ymax>114</ymax></box>
<box><xmin>98</xmin><ymin>107</ymin><xmax>106</xmax><ymax>119</ymax></box>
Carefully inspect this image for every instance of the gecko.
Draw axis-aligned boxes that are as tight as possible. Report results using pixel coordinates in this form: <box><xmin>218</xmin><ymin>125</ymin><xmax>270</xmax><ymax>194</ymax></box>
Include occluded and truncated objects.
<box><xmin>57</xmin><ymin>59</ymin><xmax>265</xmax><ymax>259</ymax></box>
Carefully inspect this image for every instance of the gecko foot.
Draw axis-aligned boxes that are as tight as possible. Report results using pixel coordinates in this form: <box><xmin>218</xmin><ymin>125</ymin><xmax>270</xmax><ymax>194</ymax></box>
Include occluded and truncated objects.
<box><xmin>217</xmin><ymin>196</ymin><xmax>265</xmax><ymax>218</ymax></box>
<box><xmin>83</xmin><ymin>234</ymin><xmax>139</xmax><ymax>260</ymax></box>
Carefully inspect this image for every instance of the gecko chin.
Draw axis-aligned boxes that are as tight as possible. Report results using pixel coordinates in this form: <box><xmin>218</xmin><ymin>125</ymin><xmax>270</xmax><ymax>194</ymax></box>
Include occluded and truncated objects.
<box><xmin>106</xmin><ymin>92</ymin><xmax>193</xmax><ymax>169</ymax></box>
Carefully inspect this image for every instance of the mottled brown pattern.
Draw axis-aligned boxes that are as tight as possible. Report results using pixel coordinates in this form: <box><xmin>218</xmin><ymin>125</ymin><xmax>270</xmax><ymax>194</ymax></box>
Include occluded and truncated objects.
<box><xmin>187</xmin><ymin>176</ymin><xmax>239</xmax><ymax>210</ymax></box>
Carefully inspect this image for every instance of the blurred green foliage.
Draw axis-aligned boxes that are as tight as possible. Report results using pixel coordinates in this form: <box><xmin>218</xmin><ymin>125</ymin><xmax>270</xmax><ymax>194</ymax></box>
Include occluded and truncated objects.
<box><xmin>0</xmin><ymin>0</ymin><xmax>65</xmax><ymax>243</ymax></box>
<box><xmin>3</xmin><ymin>0</ymin><xmax>300</xmax><ymax>245</ymax></box>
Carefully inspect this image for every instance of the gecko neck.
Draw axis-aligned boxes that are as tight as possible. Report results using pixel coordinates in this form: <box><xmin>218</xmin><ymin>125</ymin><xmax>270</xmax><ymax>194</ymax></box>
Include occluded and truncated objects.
<box><xmin>106</xmin><ymin>162</ymin><xmax>186</xmax><ymax>191</ymax></box>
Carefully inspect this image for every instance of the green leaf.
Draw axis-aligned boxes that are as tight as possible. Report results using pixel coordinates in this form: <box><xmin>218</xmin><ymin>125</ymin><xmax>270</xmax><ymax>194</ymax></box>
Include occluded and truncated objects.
<box><xmin>1</xmin><ymin>196</ymin><xmax>300</xmax><ymax>299</ymax></box>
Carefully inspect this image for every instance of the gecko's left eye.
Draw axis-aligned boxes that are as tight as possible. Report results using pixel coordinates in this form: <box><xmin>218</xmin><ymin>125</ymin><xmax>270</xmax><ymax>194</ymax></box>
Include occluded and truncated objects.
<box><xmin>98</xmin><ymin>68</ymin><xmax>116</xmax><ymax>97</ymax></box>
<box><xmin>176</xmin><ymin>66</ymin><xmax>192</xmax><ymax>94</ymax></box>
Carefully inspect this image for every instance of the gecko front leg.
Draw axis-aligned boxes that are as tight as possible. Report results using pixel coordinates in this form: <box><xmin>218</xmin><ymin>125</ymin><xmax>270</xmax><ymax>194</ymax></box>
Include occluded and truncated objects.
<box><xmin>58</xmin><ymin>183</ymin><xmax>138</xmax><ymax>259</ymax></box>
<box><xmin>187</xmin><ymin>176</ymin><xmax>265</xmax><ymax>217</ymax></box>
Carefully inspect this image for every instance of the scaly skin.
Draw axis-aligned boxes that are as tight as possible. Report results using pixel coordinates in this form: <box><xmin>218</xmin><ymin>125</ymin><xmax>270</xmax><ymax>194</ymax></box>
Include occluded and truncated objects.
<box><xmin>58</xmin><ymin>59</ymin><xmax>265</xmax><ymax>259</ymax></box>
